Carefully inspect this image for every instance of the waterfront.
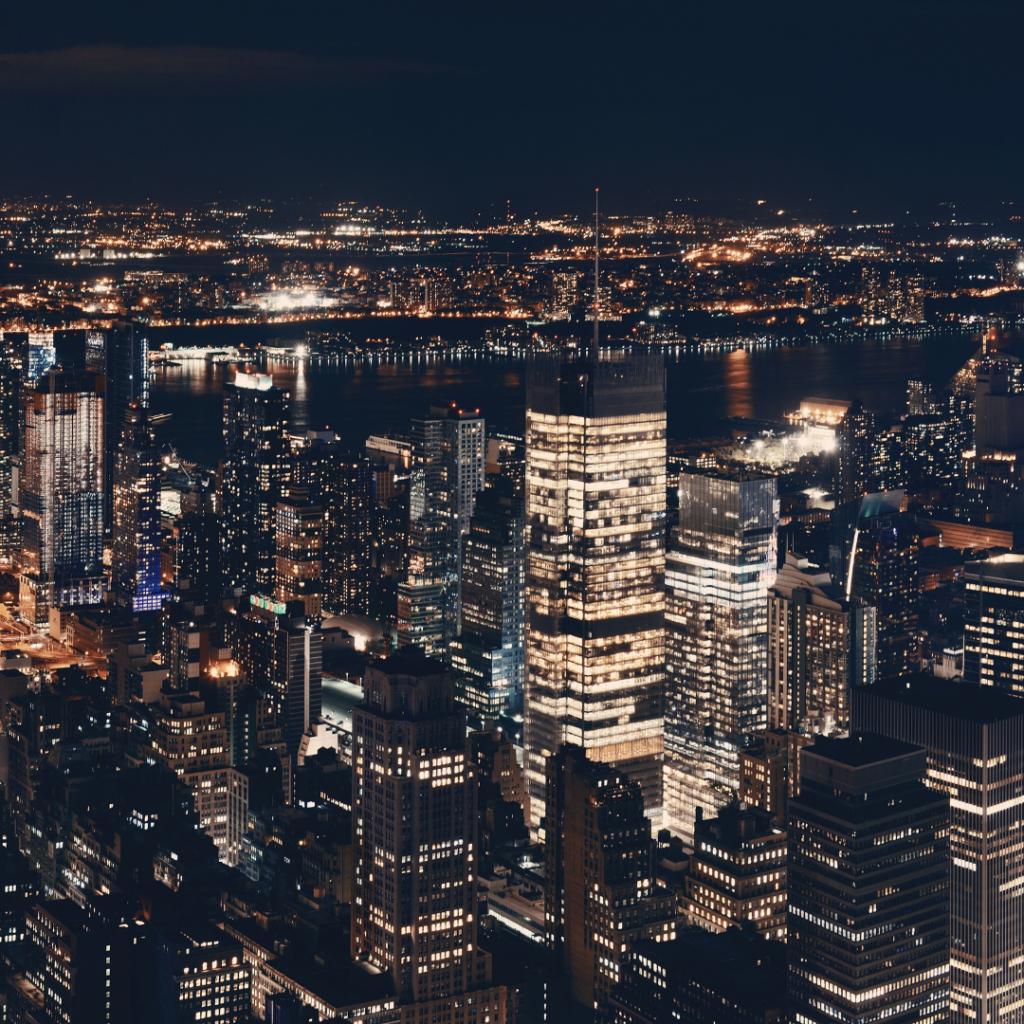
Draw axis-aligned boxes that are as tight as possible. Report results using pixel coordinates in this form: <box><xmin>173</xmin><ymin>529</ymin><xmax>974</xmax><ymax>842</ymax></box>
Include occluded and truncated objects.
<box><xmin>150</xmin><ymin>330</ymin><xmax>984</xmax><ymax>465</ymax></box>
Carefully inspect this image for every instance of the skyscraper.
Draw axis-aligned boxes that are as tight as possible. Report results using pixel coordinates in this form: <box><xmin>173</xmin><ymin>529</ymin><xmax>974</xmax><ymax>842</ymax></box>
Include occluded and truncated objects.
<box><xmin>350</xmin><ymin>654</ymin><xmax>507</xmax><ymax>1022</ymax></box>
<box><xmin>19</xmin><ymin>369</ymin><xmax>106</xmax><ymax>630</ymax></box>
<box><xmin>963</xmin><ymin>554</ymin><xmax>1024</xmax><ymax>691</ymax></box>
<box><xmin>398</xmin><ymin>404</ymin><xmax>485</xmax><ymax>654</ymax></box>
<box><xmin>524</xmin><ymin>351</ymin><xmax>666</xmax><ymax>828</ymax></box>
<box><xmin>112</xmin><ymin>404</ymin><xmax>164</xmax><ymax>611</ymax></box>
<box><xmin>767</xmin><ymin>550</ymin><xmax>876</xmax><ymax>731</ymax></box>
<box><xmin>450</xmin><ymin>484</ymin><xmax>526</xmax><ymax>717</ymax></box>
<box><xmin>543</xmin><ymin>745</ymin><xmax>677</xmax><ymax>1010</ymax></box>
<box><xmin>663</xmin><ymin>468</ymin><xmax>777</xmax><ymax>842</ymax></box>
<box><xmin>233</xmin><ymin>598</ymin><xmax>322</xmax><ymax>758</ymax></box>
<box><xmin>853</xmin><ymin>678</ymin><xmax>1024</xmax><ymax>1024</ymax></box>
<box><xmin>222</xmin><ymin>371</ymin><xmax>290</xmax><ymax>594</ymax></box>
<box><xmin>835</xmin><ymin>399</ymin><xmax>874</xmax><ymax>503</ymax></box>
<box><xmin>788</xmin><ymin>732</ymin><xmax>950</xmax><ymax>1024</ymax></box>
<box><xmin>274</xmin><ymin>489</ymin><xmax>324</xmax><ymax>620</ymax></box>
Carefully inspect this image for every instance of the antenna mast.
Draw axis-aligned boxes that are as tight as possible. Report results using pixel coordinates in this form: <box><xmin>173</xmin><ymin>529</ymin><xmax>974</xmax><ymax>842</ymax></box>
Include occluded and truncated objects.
<box><xmin>593</xmin><ymin>188</ymin><xmax>600</xmax><ymax>360</ymax></box>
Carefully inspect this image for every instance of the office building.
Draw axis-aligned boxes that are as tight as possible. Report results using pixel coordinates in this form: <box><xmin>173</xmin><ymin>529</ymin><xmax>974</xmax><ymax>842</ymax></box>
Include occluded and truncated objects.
<box><xmin>175</xmin><ymin>503</ymin><xmax>222</xmax><ymax>605</ymax></box>
<box><xmin>963</xmin><ymin>554</ymin><xmax>1024</xmax><ymax>691</ymax></box>
<box><xmin>350</xmin><ymin>654</ymin><xmax>507</xmax><ymax>1022</ymax></box>
<box><xmin>975</xmin><ymin>357</ymin><xmax>1024</xmax><ymax>453</ymax></box>
<box><xmin>398</xmin><ymin>404</ymin><xmax>485</xmax><ymax>654</ymax></box>
<box><xmin>543</xmin><ymin>745</ymin><xmax>677</xmax><ymax>1011</ymax></box>
<box><xmin>450</xmin><ymin>484</ymin><xmax>525</xmax><ymax>717</ymax></box>
<box><xmin>112</xmin><ymin>404</ymin><xmax>164</xmax><ymax>611</ymax></box>
<box><xmin>853</xmin><ymin>678</ymin><xmax>1024</xmax><ymax>1023</ymax></box>
<box><xmin>274</xmin><ymin>488</ymin><xmax>324</xmax><ymax>619</ymax></box>
<box><xmin>788</xmin><ymin>732</ymin><xmax>950</xmax><ymax>1024</ymax></box>
<box><xmin>234</xmin><ymin>597</ymin><xmax>322</xmax><ymax>758</ymax></box>
<box><xmin>664</xmin><ymin>468</ymin><xmax>777</xmax><ymax>842</ymax></box>
<box><xmin>851</xmin><ymin>513</ymin><xmax>920</xmax><ymax>679</ymax></box>
<box><xmin>222</xmin><ymin>371</ymin><xmax>290</xmax><ymax>593</ymax></box>
<box><xmin>0</xmin><ymin>333</ymin><xmax>22</xmax><ymax>559</ymax></box>
<box><xmin>524</xmin><ymin>351</ymin><xmax>666</xmax><ymax>828</ymax></box>
<box><xmin>682</xmin><ymin>801</ymin><xmax>786</xmax><ymax>940</ymax></box>
<box><xmin>23</xmin><ymin>898</ymin><xmax>143</xmax><ymax>1024</ymax></box>
<box><xmin>154</xmin><ymin>923</ymin><xmax>251</xmax><ymax>1023</ymax></box>
<box><xmin>835</xmin><ymin>400</ymin><xmax>874</xmax><ymax>503</ymax></box>
<box><xmin>19</xmin><ymin>369</ymin><xmax>106</xmax><ymax>630</ymax></box>
<box><xmin>610</xmin><ymin>929</ymin><xmax>787</xmax><ymax>1024</ymax></box>
<box><xmin>293</xmin><ymin>434</ymin><xmax>374</xmax><ymax>615</ymax></box>
<box><xmin>767</xmin><ymin>551</ymin><xmax>876</xmax><ymax>732</ymax></box>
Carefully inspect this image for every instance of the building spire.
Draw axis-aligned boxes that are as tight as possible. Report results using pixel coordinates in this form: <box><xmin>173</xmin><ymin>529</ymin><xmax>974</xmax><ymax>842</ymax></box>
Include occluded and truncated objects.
<box><xmin>592</xmin><ymin>188</ymin><xmax>600</xmax><ymax>361</ymax></box>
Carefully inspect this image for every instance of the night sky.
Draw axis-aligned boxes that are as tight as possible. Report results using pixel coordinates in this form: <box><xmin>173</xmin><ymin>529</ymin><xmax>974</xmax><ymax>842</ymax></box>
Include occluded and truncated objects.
<box><xmin>2</xmin><ymin>0</ymin><xmax>1022</xmax><ymax>220</ymax></box>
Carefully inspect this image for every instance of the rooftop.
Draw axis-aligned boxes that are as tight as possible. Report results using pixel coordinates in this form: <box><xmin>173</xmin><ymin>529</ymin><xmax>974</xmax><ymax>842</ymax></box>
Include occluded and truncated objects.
<box><xmin>805</xmin><ymin>732</ymin><xmax>922</xmax><ymax>768</ymax></box>
<box><xmin>859</xmin><ymin>676</ymin><xmax>1024</xmax><ymax>724</ymax></box>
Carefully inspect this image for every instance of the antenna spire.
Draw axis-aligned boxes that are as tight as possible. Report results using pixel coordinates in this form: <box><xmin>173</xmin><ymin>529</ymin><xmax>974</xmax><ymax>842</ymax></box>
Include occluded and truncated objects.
<box><xmin>593</xmin><ymin>188</ymin><xmax>600</xmax><ymax>360</ymax></box>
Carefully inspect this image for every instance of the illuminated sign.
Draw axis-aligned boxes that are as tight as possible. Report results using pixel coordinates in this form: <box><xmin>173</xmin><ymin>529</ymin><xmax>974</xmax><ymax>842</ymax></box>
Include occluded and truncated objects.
<box><xmin>250</xmin><ymin>594</ymin><xmax>286</xmax><ymax>615</ymax></box>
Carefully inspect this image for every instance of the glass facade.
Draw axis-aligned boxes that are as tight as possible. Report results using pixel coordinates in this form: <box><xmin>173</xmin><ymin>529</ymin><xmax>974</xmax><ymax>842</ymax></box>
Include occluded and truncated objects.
<box><xmin>853</xmin><ymin>679</ymin><xmax>1024</xmax><ymax>1024</ymax></box>
<box><xmin>664</xmin><ymin>469</ymin><xmax>777</xmax><ymax>842</ymax></box>
<box><xmin>112</xmin><ymin>405</ymin><xmax>164</xmax><ymax>611</ymax></box>
<box><xmin>524</xmin><ymin>352</ymin><xmax>666</xmax><ymax>829</ymax></box>
<box><xmin>18</xmin><ymin>369</ymin><xmax>106</xmax><ymax>629</ymax></box>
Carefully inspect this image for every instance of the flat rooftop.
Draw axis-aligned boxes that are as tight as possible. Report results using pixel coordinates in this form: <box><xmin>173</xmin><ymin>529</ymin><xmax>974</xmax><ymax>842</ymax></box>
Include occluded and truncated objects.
<box><xmin>859</xmin><ymin>676</ymin><xmax>1024</xmax><ymax>724</ymax></box>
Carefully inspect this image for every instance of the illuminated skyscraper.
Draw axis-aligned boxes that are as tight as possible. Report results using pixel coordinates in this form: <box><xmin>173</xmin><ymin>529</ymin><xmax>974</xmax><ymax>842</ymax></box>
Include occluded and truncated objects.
<box><xmin>853</xmin><ymin>678</ymin><xmax>1024</xmax><ymax>1024</ymax></box>
<box><xmin>274</xmin><ymin>488</ymin><xmax>324</xmax><ymax>620</ymax></box>
<box><xmin>222</xmin><ymin>371</ymin><xmax>290</xmax><ymax>593</ymax></box>
<box><xmin>450</xmin><ymin>483</ymin><xmax>526</xmax><ymax>717</ymax></box>
<box><xmin>351</xmin><ymin>654</ymin><xmax>506</xmax><ymax>1022</ymax></box>
<box><xmin>788</xmin><ymin>732</ymin><xmax>950</xmax><ymax>1024</ymax></box>
<box><xmin>963</xmin><ymin>554</ymin><xmax>1024</xmax><ymax>691</ymax></box>
<box><xmin>112</xmin><ymin>404</ymin><xmax>164</xmax><ymax>611</ymax></box>
<box><xmin>835</xmin><ymin>400</ymin><xmax>874</xmax><ymax>503</ymax></box>
<box><xmin>664</xmin><ymin>469</ymin><xmax>777</xmax><ymax>842</ymax></box>
<box><xmin>543</xmin><ymin>745</ymin><xmax>677</xmax><ymax>1011</ymax></box>
<box><xmin>19</xmin><ymin>369</ymin><xmax>106</xmax><ymax>630</ymax></box>
<box><xmin>767</xmin><ymin>551</ymin><xmax>876</xmax><ymax>732</ymax></box>
<box><xmin>524</xmin><ymin>351</ymin><xmax>666</xmax><ymax>829</ymax></box>
<box><xmin>398</xmin><ymin>404</ymin><xmax>485</xmax><ymax>655</ymax></box>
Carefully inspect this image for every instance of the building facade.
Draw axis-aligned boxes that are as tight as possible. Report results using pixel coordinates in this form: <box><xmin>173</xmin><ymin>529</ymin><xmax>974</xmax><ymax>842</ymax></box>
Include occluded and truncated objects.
<box><xmin>664</xmin><ymin>469</ymin><xmax>777</xmax><ymax>842</ymax></box>
<box><xmin>963</xmin><ymin>554</ymin><xmax>1024</xmax><ymax>691</ymax></box>
<box><xmin>788</xmin><ymin>732</ymin><xmax>950</xmax><ymax>1024</ymax></box>
<box><xmin>853</xmin><ymin>678</ymin><xmax>1024</xmax><ymax>1024</ymax></box>
<box><xmin>524</xmin><ymin>352</ymin><xmax>666</xmax><ymax>829</ymax></box>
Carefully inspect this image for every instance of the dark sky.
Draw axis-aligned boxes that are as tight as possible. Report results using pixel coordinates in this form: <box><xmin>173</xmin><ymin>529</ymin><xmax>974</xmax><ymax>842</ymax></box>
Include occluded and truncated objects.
<box><xmin>2</xmin><ymin>0</ymin><xmax>1022</xmax><ymax>220</ymax></box>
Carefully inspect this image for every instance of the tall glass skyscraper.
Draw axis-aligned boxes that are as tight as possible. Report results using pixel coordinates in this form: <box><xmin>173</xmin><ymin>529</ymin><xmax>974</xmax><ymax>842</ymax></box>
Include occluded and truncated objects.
<box><xmin>111</xmin><ymin>404</ymin><xmax>163</xmax><ymax>612</ymax></box>
<box><xmin>524</xmin><ymin>351</ymin><xmax>666</xmax><ymax>830</ymax></box>
<box><xmin>19</xmin><ymin>369</ymin><xmax>106</xmax><ymax>630</ymax></box>
<box><xmin>664</xmin><ymin>469</ymin><xmax>778</xmax><ymax>842</ymax></box>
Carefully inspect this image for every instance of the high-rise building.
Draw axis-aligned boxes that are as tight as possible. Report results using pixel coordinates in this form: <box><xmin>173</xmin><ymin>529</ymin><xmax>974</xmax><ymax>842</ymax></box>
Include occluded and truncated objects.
<box><xmin>350</xmin><ymin>654</ymin><xmax>507</xmax><ymax>1023</ymax></box>
<box><xmin>0</xmin><ymin>333</ymin><xmax>23</xmax><ymax>559</ymax></box>
<box><xmin>19</xmin><ymin>369</ymin><xmax>106</xmax><ymax>630</ymax></box>
<box><xmin>398</xmin><ymin>404</ymin><xmax>485</xmax><ymax>655</ymax></box>
<box><xmin>450</xmin><ymin>484</ymin><xmax>525</xmax><ymax>717</ymax></box>
<box><xmin>663</xmin><ymin>468</ymin><xmax>777</xmax><ymax>842</ymax></box>
<box><xmin>767</xmin><ymin>551</ymin><xmax>876</xmax><ymax>732</ymax></box>
<box><xmin>788</xmin><ymin>732</ymin><xmax>950</xmax><ymax>1024</ymax></box>
<box><xmin>963</xmin><ymin>554</ymin><xmax>1024</xmax><ymax>691</ymax></box>
<box><xmin>851</xmin><ymin>513</ymin><xmax>920</xmax><ymax>679</ymax></box>
<box><xmin>853</xmin><ymin>678</ymin><xmax>1024</xmax><ymax>1024</ymax></box>
<box><xmin>295</xmin><ymin>437</ymin><xmax>374</xmax><ymax>615</ymax></box>
<box><xmin>233</xmin><ymin>597</ymin><xmax>322</xmax><ymax>758</ymax></box>
<box><xmin>524</xmin><ymin>352</ymin><xmax>666</xmax><ymax>828</ymax></box>
<box><xmin>835</xmin><ymin>400</ymin><xmax>875</xmax><ymax>503</ymax></box>
<box><xmin>543</xmin><ymin>745</ymin><xmax>677</xmax><ymax>1011</ymax></box>
<box><xmin>274</xmin><ymin>488</ymin><xmax>324</xmax><ymax>620</ymax></box>
<box><xmin>23</xmin><ymin>898</ymin><xmax>144</xmax><ymax>1023</ymax></box>
<box><xmin>681</xmin><ymin>801</ymin><xmax>787</xmax><ymax>940</ymax></box>
<box><xmin>222</xmin><ymin>371</ymin><xmax>290</xmax><ymax>593</ymax></box>
<box><xmin>610</xmin><ymin>929</ymin><xmax>788</xmax><ymax>1024</ymax></box>
<box><xmin>112</xmin><ymin>404</ymin><xmax>164</xmax><ymax>611</ymax></box>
